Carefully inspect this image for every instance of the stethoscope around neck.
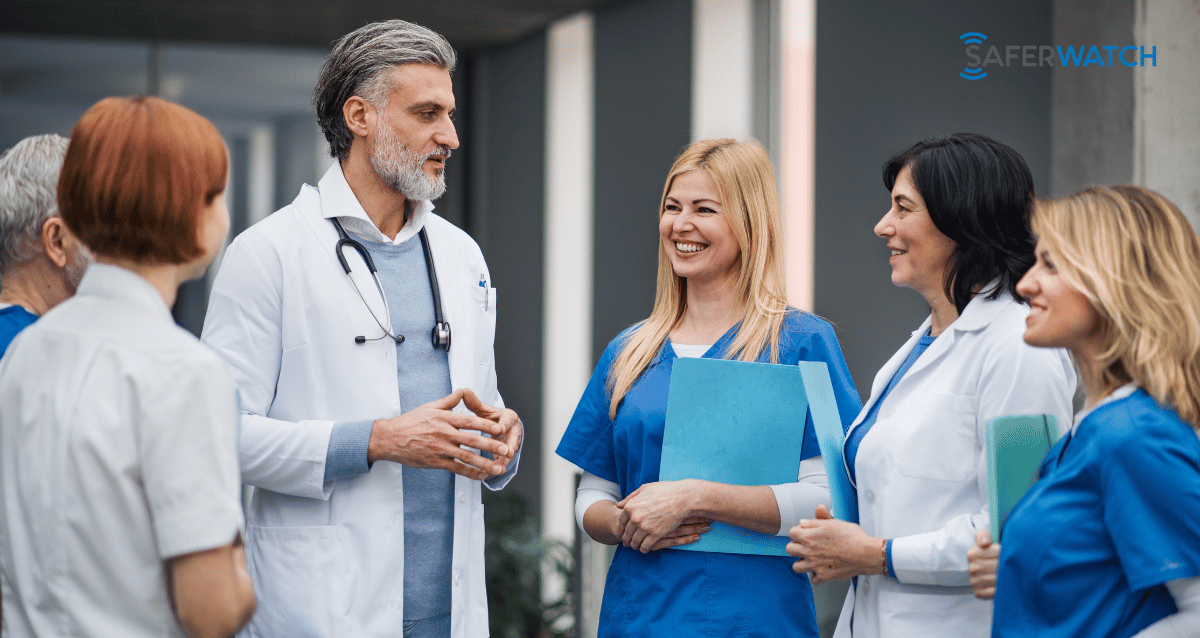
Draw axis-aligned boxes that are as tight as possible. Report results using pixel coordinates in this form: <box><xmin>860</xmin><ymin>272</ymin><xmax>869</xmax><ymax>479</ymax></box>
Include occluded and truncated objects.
<box><xmin>331</xmin><ymin>217</ymin><xmax>451</xmax><ymax>351</ymax></box>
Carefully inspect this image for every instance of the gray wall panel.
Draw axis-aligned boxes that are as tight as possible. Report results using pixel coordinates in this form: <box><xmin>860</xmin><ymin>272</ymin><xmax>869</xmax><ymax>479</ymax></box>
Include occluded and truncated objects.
<box><xmin>592</xmin><ymin>0</ymin><xmax>693</xmax><ymax>360</ymax></box>
<box><xmin>814</xmin><ymin>0</ymin><xmax>1053</xmax><ymax>396</ymax></box>
<box><xmin>466</xmin><ymin>33</ymin><xmax>547</xmax><ymax>511</ymax></box>
<box><xmin>1050</xmin><ymin>0</ymin><xmax>1134</xmax><ymax>196</ymax></box>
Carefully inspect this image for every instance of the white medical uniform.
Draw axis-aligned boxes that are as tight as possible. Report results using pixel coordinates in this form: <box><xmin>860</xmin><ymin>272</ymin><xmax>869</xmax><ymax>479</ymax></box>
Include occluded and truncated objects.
<box><xmin>834</xmin><ymin>289</ymin><xmax>1076</xmax><ymax>638</ymax></box>
<box><xmin>0</xmin><ymin>263</ymin><xmax>244</xmax><ymax>638</ymax></box>
<box><xmin>201</xmin><ymin>162</ymin><xmax>508</xmax><ymax>638</ymax></box>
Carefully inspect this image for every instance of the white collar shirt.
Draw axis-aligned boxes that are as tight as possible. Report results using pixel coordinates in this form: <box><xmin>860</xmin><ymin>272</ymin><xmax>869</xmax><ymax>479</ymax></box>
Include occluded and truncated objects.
<box><xmin>0</xmin><ymin>263</ymin><xmax>244</xmax><ymax>638</ymax></box>
<box><xmin>318</xmin><ymin>160</ymin><xmax>434</xmax><ymax>244</ymax></box>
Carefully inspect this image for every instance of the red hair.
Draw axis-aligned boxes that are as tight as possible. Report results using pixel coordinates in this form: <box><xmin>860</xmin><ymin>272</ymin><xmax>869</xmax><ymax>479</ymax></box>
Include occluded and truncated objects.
<box><xmin>58</xmin><ymin>96</ymin><xmax>228</xmax><ymax>263</ymax></box>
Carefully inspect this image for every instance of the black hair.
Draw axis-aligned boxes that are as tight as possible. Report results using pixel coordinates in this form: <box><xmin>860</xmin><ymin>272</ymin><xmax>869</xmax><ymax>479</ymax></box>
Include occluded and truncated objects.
<box><xmin>882</xmin><ymin>132</ymin><xmax>1035</xmax><ymax>313</ymax></box>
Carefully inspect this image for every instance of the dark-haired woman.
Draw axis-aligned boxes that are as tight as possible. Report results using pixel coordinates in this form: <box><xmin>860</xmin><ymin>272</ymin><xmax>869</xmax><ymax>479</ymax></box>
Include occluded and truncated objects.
<box><xmin>786</xmin><ymin>133</ymin><xmax>1076</xmax><ymax>638</ymax></box>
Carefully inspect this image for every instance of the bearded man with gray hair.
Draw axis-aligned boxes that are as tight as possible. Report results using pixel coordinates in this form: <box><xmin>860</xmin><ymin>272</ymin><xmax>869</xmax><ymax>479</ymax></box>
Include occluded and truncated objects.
<box><xmin>201</xmin><ymin>19</ymin><xmax>522</xmax><ymax>638</ymax></box>
<box><xmin>0</xmin><ymin>134</ymin><xmax>91</xmax><ymax>357</ymax></box>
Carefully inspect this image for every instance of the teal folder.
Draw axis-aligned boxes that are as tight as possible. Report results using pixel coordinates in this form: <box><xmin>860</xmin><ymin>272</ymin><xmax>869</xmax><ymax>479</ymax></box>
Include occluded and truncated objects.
<box><xmin>660</xmin><ymin>357</ymin><xmax>843</xmax><ymax>556</ymax></box>
<box><xmin>986</xmin><ymin>414</ymin><xmax>1060</xmax><ymax>541</ymax></box>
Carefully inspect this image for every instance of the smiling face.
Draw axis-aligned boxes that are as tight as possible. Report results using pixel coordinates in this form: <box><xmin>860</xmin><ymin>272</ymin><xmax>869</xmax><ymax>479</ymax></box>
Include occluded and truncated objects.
<box><xmin>369</xmin><ymin>63</ymin><xmax>459</xmax><ymax>200</ymax></box>
<box><xmin>874</xmin><ymin>164</ymin><xmax>958</xmax><ymax>301</ymax></box>
<box><xmin>1016</xmin><ymin>242</ymin><xmax>1104</xmax><ymax>353</ymax></box>
<box><xmin>659</xmin><ymin>169</ymin><xmax>740</xmax><ymax>287</ymax></box>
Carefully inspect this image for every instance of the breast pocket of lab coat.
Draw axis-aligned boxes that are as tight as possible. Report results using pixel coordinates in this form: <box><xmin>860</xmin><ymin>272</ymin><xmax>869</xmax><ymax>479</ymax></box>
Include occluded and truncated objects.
<box><xmin>243</xmin><ymin>525</ymin><xmax>354</xmax><ymax>638</ymax></box>
<box><xmin>472</xmin><ymin>285</ymin><xmax>498</xmax><ymax>403</ymax></box>
<box><xmin>893</xmin><ymin>393</ymin><xmax>979</xmax><ymax>482</ymax></box>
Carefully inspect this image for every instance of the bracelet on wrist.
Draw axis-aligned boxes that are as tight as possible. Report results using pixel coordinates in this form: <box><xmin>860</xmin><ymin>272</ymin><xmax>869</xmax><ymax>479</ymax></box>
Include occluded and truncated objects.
<box><xmin>880</xmin><ymin>538</ymin><xmax>888</xmax><ymax>576</ymax></box>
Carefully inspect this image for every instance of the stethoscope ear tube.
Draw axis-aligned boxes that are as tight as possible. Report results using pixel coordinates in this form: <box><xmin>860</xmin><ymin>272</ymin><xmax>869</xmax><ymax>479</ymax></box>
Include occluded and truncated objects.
<box><xmin>332</xmin><ymin>218</ymin><xmax>450</xmax><ymax>351</ymax></box>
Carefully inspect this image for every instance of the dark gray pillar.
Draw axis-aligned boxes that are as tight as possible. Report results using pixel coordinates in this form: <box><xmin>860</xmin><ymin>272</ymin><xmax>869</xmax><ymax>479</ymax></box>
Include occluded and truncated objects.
<box><xmin>592</xmin><ymin>0</ymin><xmax>694</xmax><ymax>361</ymax></box>
<box><xmin>467</xmin><ymin>32</ymin><xmax>548</xmax><ymax>513</ymax></box>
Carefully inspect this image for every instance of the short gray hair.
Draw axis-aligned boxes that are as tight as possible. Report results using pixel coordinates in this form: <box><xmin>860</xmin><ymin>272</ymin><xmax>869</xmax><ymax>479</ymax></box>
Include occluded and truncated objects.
<box><xmin>314</xmin><ymin>20</ymin><xmax>457</xmax><ymax>162</ymax></box>
<box><xmin>0</xmin><ymin>134</ymin><xmax>70</xmax><ymax>273</ymax></box>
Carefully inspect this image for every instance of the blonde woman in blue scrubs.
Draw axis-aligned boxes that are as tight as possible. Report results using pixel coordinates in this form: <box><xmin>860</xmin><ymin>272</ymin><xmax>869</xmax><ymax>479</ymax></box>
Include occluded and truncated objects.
<box><xmin>968</xmin><ymin>185</ymin><xmax>1200</xmax><ymax>637</ymax></box>
<box><xmin>556</xmin><ymin>139</ymin><xmax>861</xmax><ymax>637</ymax></box>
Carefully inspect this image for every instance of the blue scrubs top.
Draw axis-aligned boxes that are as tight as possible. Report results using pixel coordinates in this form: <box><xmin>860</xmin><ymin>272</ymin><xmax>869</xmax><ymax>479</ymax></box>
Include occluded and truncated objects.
<box><xmin>992</xmin><ymin>389</ymin><xmax>1200</xmax><ymax>638</ymax></box>
<box><xmin>556</xmin><ymin>310</ymin><xmax>861</xmax><ymax>638</ymax></box>
<box><xmin>0</xmin><ymin>305</ymin><xmax>38</xmax><ymax>358</ymax></box>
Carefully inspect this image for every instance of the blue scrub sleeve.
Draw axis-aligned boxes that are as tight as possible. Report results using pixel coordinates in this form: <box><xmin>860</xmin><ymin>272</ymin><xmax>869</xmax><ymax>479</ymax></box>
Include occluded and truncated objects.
<box><xmin>555</xmin><ymin>340</ymin><xmax>623</xmax><ymax>485</ymax></box>
<box><xmin>1101</xmin><ymin>406</ymin><xmax>1200</xmax><ymax>591</ymax></box>
<box><xmin>794</xmin><ymin>320</ymin><xmax>863</xmax><ymax>435</ymax></box>
<box><xmin>782</xmin><ymin>316</ymin><xmax>861</xmax><ymax>461</ymax></box>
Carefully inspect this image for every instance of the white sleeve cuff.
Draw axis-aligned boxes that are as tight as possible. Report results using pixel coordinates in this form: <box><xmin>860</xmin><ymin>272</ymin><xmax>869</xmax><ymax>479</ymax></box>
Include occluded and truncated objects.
<box><xmin>769</xmin><ymin>456</ymin><xmax>831</xmax><ymax>535</ymax></box>
<box><xmin>239</xmin><ymin>415</ymin><xmax>337</xmax><ymax>500</ymax></box>
<box><xmin>575</xmin><ymin>472</ymin><xmax>620</xmax><ymax>532</ymax></box>
<box><xmin>1132</xmin><ymin>576</ymin><xmax>1200</xmax><ymax>638</ymax></box>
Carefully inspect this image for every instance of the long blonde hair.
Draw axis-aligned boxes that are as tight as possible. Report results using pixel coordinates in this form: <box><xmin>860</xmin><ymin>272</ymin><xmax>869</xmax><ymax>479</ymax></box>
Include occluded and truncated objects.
<box><xmin>606</xmin><ymin>139</ymin><xmax>790</xmax><ymax>419</ymax></box>
<box><xmin>1031</xmin><ymin>185</ymin><xmax>1200</xmax><ymax>428</ymax></box>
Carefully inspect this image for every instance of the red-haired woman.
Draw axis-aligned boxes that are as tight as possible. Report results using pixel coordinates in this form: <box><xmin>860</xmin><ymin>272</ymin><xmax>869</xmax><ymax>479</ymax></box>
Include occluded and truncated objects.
<box><xmin>0</xmin><ymin>96</ymin><xmax>255</xmax><ymax>638</ymax></box>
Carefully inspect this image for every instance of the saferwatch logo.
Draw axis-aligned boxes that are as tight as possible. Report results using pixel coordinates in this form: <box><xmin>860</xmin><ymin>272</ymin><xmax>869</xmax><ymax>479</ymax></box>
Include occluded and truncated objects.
<box><xmin>959</xmin><ymin>33</ymin><xmax>989</xmax><ymax>80</ymax></box>
<box><xmin>959</xmin><ymin>32</ymin><xmax>1158</xmax><ymax>80</ymax></box>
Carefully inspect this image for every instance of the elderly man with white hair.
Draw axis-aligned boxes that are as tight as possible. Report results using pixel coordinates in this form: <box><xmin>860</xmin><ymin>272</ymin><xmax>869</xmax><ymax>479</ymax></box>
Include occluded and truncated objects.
<box><xmin>0</xmin><ymin>134</ymin><xmax>91</xmax><ymax>356</ymax></box>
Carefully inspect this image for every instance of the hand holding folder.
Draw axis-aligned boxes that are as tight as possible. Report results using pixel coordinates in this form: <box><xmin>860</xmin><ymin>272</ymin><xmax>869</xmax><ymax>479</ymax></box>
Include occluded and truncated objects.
<box><xmin>658</xmin><ymin>358</ymin><xmax>849</xmax><ymax>556</ymax></box>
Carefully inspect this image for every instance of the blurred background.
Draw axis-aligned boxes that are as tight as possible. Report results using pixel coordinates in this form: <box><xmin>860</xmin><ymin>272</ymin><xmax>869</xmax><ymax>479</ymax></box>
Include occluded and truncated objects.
<box><xmin>3</xmin><ymin>0</ymin><xmax>1197</xmax><ymax>635</ymax></box>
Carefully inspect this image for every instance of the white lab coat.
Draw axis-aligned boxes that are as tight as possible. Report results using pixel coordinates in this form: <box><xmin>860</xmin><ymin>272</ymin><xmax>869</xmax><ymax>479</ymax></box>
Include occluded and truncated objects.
<box><xmin>202</xmin><ymin>163</ymin><xmax>506</xmax><ymax>638</ymax></box>
<box><xmin>833</xmin><ymin>289</ymin><xmax>1075</xmax><ymax>638</ymax></box>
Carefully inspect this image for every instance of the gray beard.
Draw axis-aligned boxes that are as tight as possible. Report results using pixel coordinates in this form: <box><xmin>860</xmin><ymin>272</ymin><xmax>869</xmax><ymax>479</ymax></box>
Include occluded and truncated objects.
<box><xmin>63</xmin><ymin>243</ymin><xmax>92</xmax><ymax>294</ymax></box>
<box><xmin>369</xmin><ymin>122</ymin><xmax>449</xmax><ymax>202</ymax></box>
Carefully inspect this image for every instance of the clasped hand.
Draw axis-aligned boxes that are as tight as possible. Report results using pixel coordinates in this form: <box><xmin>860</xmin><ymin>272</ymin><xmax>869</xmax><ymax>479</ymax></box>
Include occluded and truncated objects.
<box><xmin>616</xmin><ymin>480</ymin><xmax>711</xmax><ymax>554</ymax></box>
<box><xmin>787</xmin><ymin>504</ymin><xmax>883</xmax><ymax>585</ymax></box>
<box><xmin>967</xmin><ymin>529</ymin><xmax>1000</xmax><ymax>599</ymax></box>
<box><xmin>368</xmin><ymin>387</ymin><xmax>522</xmax><ymax>481</ymax></box>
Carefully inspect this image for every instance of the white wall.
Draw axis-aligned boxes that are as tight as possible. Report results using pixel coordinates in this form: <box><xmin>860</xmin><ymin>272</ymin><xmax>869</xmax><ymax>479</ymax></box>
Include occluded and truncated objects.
<box><xmin>693</xmin><ymin>0</ymin><xmax>754</xmax><ymax>140</ymax></box>
<box><xmin>779</xmin><ymin>0</ymin><xmax>817</xmax><ymax>312</ymax></box>
<box><xmin>542</xmin><ymin>9</ymin><xmax>597</xmax><ymax>631</ymax></box>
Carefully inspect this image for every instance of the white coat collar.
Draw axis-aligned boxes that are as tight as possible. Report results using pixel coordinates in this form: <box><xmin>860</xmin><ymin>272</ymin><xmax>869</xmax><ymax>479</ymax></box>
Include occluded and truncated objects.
<box><xmin>888</xmin><ymin>280</ymin><xmax>1017</xmax><ymax>383</ymax></box>
<box><xmin>942</xmin><ymin>279</ymin><xmax>1012</xmax><ymax>333</ymax></box>
<box><xmin>847</xmin><ymin>280</ymin><xmax>1021</xmax><ymax>435</ymax></box>
<box><xmin>76</xmin><ymin>262</ymin><xmax>174</xmax><ymax>322</ymax></box>
<box><xmin>316</xmin><ymin>161</ymin><xmax>435</xmax><ymax>246</ymax></box>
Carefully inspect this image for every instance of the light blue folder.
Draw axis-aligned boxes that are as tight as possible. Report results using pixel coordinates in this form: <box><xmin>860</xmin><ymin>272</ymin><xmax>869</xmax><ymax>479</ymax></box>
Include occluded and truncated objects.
<box><xmin>797</xmin><ymin>362</ymin><xmax>857</xmax><ymax>524</ymax></box>
<box><xmin>986</xmin><ymin>414</ymin><xmax>1060</xmax><ymax>541</ymax></box>
<box><xmin>660</xmin><ymin>357</ymin><xmax>846</xmax><ymax>556</ymax></box>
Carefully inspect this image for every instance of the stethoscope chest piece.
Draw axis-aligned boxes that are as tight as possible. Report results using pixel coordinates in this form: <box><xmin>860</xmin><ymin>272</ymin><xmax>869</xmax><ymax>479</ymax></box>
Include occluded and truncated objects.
<box><xmin>432</xmin><ymin>321</ymin><xmax>451</xmax><ymax>350</ymax></box>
